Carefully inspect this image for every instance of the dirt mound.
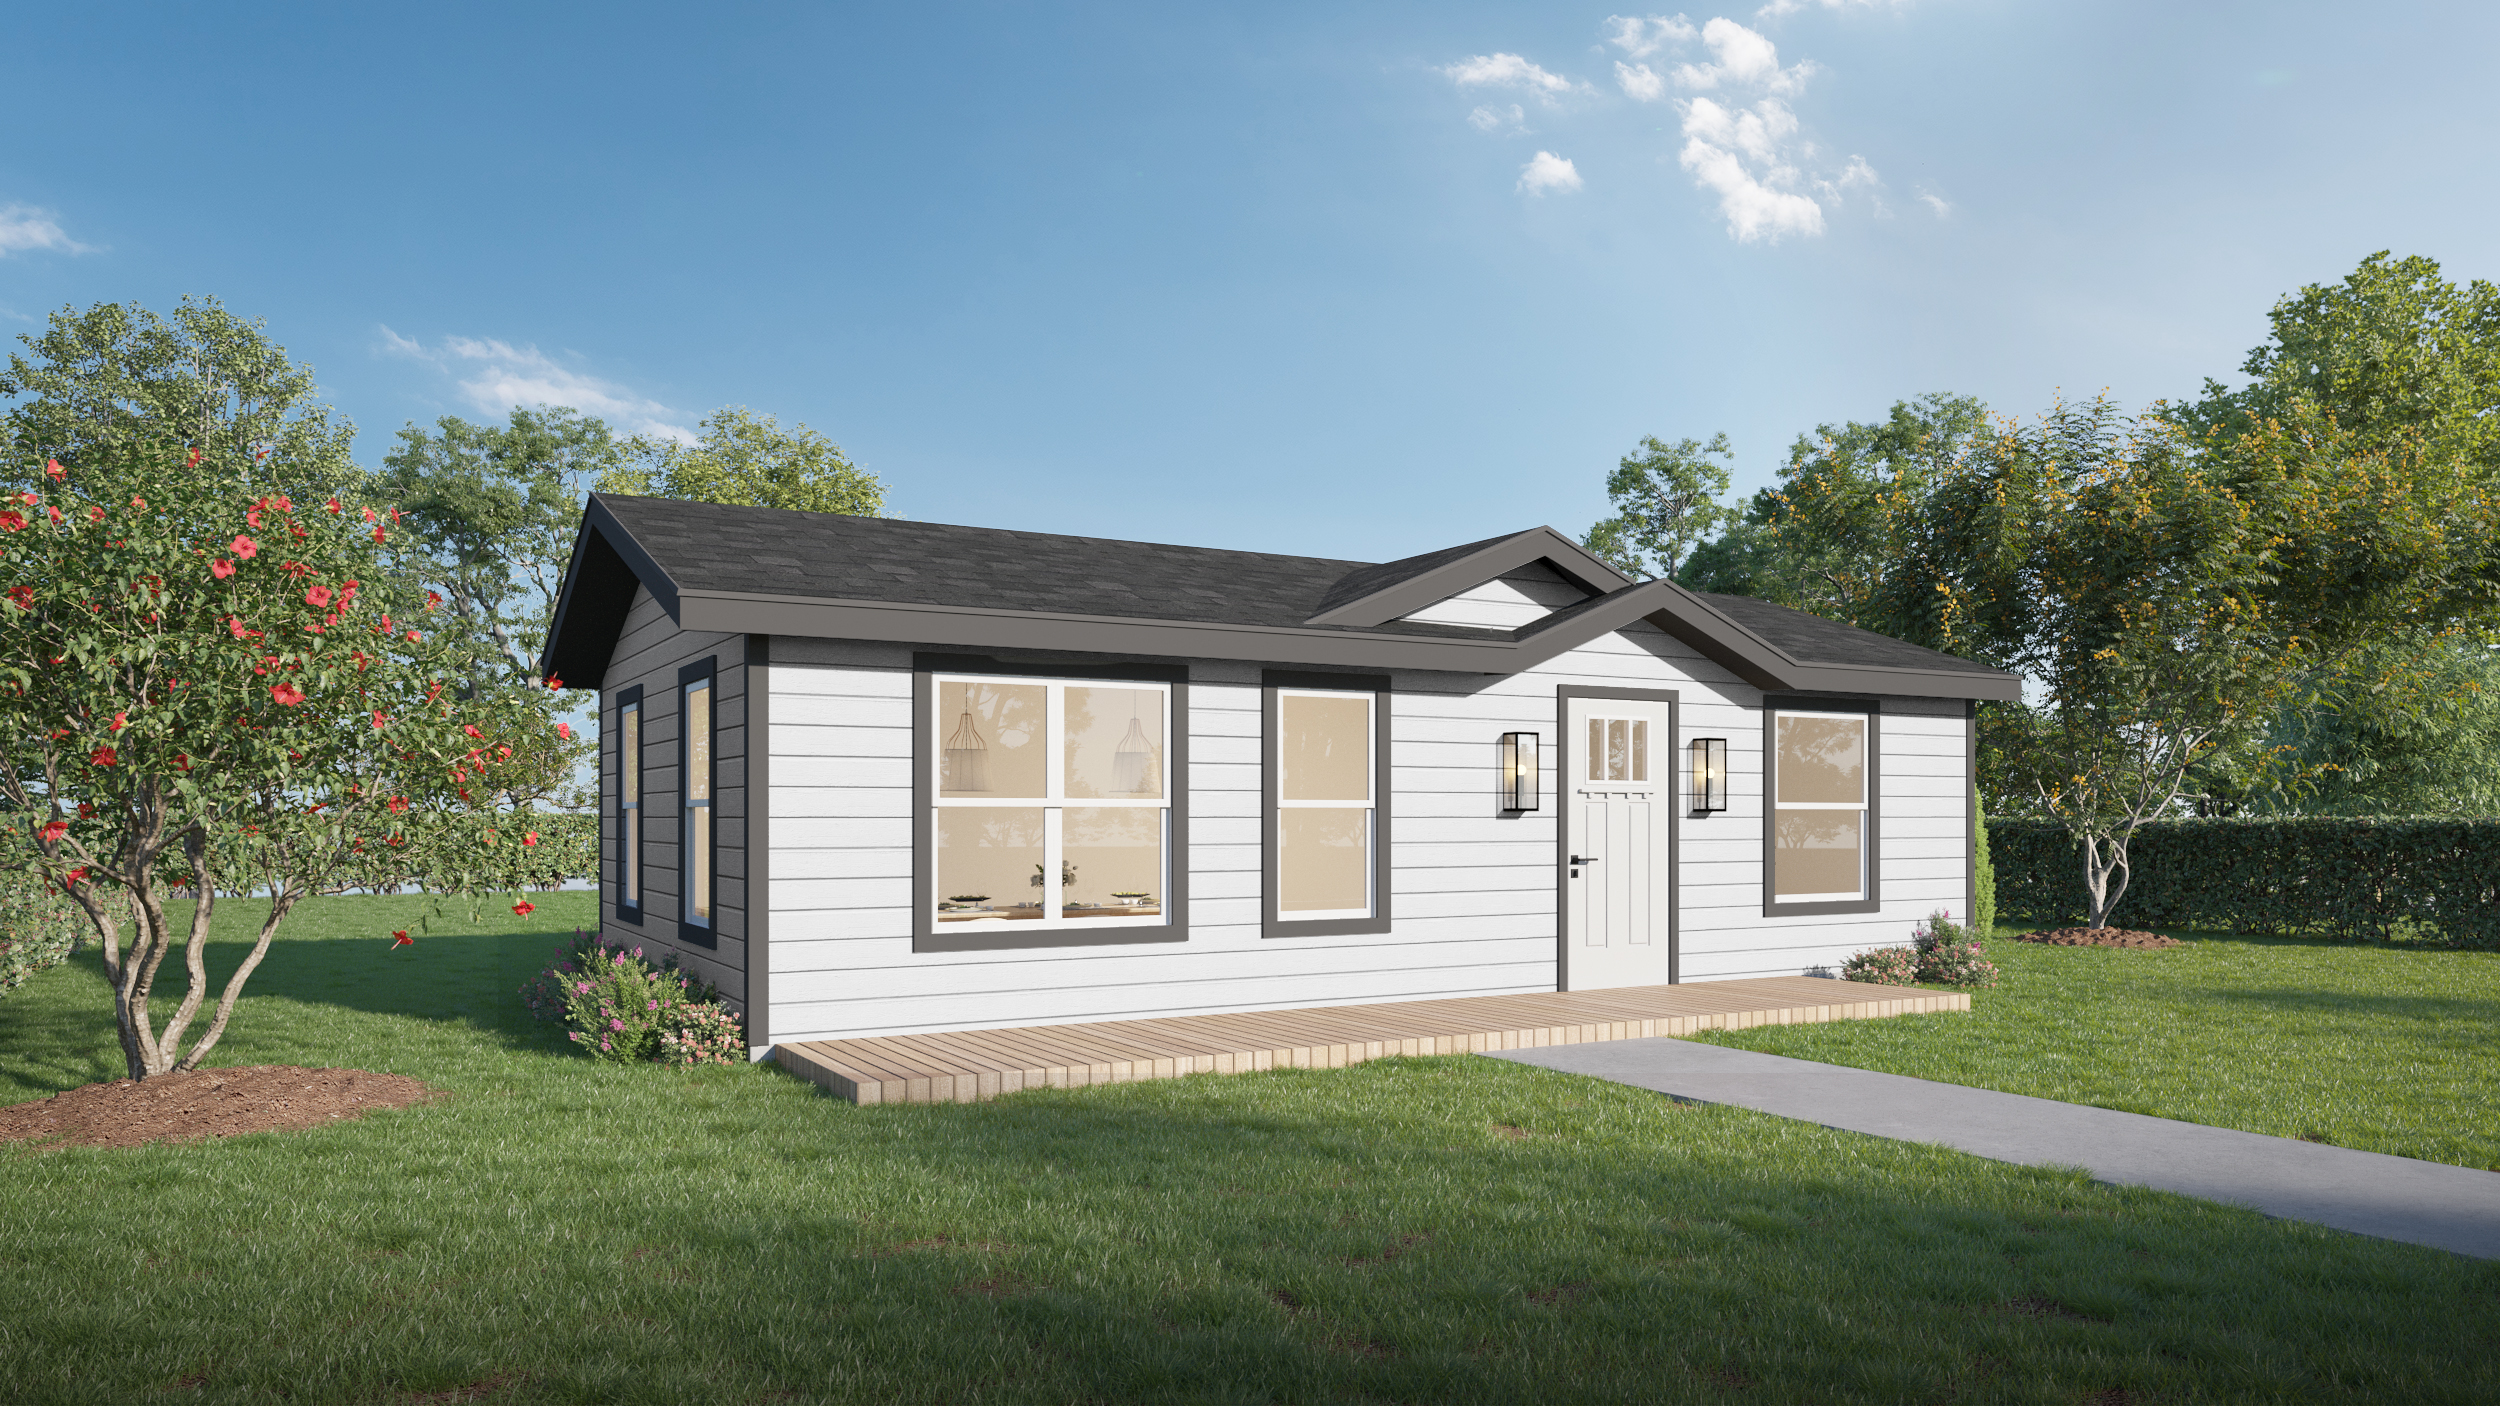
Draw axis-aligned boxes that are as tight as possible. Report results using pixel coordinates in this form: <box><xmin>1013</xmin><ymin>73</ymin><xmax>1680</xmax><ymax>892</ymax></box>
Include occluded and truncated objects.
<box><xmin>2012</xmin><ymin>926</ymin><xmax>2183</xmax><ymax>949</ymax></box>
<box><xmin>0</xmin><ymin>1065</ymin><xmax>436</xmax><ymax>1149</ymax></box>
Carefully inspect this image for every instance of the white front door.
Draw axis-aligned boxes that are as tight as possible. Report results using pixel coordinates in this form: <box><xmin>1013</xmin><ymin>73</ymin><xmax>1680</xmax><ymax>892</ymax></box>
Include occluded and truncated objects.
<box><xmin>1564</xmin><ymin>696</ymin><xmax>1674</xmax><ymax>990</ymax></box>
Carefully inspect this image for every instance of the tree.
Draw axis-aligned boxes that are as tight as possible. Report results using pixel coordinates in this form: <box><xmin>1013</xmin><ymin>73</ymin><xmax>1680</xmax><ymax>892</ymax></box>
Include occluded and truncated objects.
<box><xmin>1679</xmin><ymin>393</ymin><xmax>1992</xmax><ymax>648</ymax></box>
<box><xmin>2176</xmin><ymin>251</ymin><xmax>2500</xmax><ymax>475</ymax></box>
<box><xmin>2257</xmin><ymin>635</ymin><xmax>2500</xmax><ymax>816</ymax></box>
<box><xmin>2</xmin><ymin>297</ymin><xmax>363</xmax><ymax>500</ymax></box>
<box><xmin>374</xmin><ymin>406</ymin><xmax>629</xmax><ymax>688</ymax></box>
<box><xmin>1581</xmin><ymin>434</ymin><xmax>1738</xmax><ymax>579</ymax></box>
<box><xmin>600</xmin><ymin>406</ymin><xmax>885</xmax><ymax>517</ymax></box>
<box><xmin>0</xmin><ymin>441</ymin><xmax>565</xmax><ymax>1079</ymax></box>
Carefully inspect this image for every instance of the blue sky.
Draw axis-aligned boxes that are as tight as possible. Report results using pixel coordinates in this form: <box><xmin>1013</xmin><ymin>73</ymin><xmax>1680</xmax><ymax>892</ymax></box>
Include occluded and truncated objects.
<box><xmin>5</xmin><ymin>2</ymin><xmax>2496</xmax><ymax>566</ymax></box>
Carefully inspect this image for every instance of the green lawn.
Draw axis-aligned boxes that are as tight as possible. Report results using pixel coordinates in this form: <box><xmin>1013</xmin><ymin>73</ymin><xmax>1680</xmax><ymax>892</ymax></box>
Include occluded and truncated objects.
<box><xmin>1695</xmin><ymin>927</ymin><xmax>2500</xmax><ymax>1171</ymax></box>
<box><xmin>1</xmin><ymin>897</ymin><xmax>2494</xmax><ymax>1404</ymax></box>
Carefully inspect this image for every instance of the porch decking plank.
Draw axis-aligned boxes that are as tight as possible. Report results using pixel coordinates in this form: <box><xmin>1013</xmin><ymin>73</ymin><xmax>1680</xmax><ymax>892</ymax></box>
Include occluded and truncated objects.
<box><xmin>770</xmin><ymin>977</ymin><xmax>1970</xmax><ymax>1105</ymax></box>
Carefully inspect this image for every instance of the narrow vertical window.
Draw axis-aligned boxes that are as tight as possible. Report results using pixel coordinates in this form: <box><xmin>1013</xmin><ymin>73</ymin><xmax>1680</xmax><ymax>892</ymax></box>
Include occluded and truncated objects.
<box><xmin>1771</xmin><ymin>709</ymin><xmax>1867</xmax><ymax>901</ymax></box>
<box><xmin>1276</xmin><ymin>689</ymin><xmax>1375</xmax><ymax>920</ymax></box>
<box><xmin>619</xmin><ymin>696</ymin><xmax>641</xmax><ymax>915</ymax></box>
<box><xmin>684</xmin><ymin>675</ymin><xmax>713</xmax><ymax>928</ymax></box>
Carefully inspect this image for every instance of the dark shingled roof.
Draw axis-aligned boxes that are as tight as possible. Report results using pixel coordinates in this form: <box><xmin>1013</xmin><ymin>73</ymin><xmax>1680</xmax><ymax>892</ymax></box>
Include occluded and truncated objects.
<box><xmin>1694</xmin><ymin>590</ymin><xmax>2011</xmax><ymax>678</ymax></box>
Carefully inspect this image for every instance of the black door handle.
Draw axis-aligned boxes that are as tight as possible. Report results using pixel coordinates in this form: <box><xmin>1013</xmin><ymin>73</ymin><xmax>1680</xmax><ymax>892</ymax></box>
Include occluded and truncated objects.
<box><xmin>1570</xmin><ymin>855</ymin><xmax>1599</xmax><ymax>865</ymax></box>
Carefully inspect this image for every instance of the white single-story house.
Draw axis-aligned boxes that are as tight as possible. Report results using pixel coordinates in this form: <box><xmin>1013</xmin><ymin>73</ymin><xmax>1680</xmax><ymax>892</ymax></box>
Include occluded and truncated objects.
<box><xmin>539</xmin><ymin>495</ymin><xmax>2021</xmax><ymax>1058</ymax></box>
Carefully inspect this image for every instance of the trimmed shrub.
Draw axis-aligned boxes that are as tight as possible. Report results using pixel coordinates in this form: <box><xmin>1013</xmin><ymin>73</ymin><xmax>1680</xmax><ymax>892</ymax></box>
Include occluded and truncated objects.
<box><xmin>1972</xmin><ymin>788</ymin><xmax>1998</xmax><ymax>935</ymax></box>
<box><xmin>1842</xmin><ymin>946</ymin><xmax>1920</xmax><ymax>986</ymax></box>
<box><xmin>521</xmin><ymin>930</ymin><xmax>746</xmax><ymax>1064</ymax></box>
<box><xmin>1989</xmin><ymin>816</ymin><xmax>2500</xmax><ymax>947</ymax></box>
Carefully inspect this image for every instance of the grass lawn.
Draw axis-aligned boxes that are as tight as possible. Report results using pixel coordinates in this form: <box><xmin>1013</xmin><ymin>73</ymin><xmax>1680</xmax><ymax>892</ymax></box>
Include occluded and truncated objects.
<box><xmin>0</xmin><ymin>897</ymin><xmax>2494</xmax><ymax>1404</ymax></box>
<box><xmin>1694</xmin><ymin>927</ymin><xmax>2500</xmax><ymax>1172</ymax></box>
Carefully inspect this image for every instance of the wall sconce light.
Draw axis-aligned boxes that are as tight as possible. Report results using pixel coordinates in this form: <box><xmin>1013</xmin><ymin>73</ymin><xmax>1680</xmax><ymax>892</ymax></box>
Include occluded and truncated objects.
<box><xmin>1499</xmin><ymin>731</ymin><xmax>1540</xmax><ymax>811</ymax></box>
<box><xmin>1689</xmin><ymin>737</ymin><xmax>1727</xmax><ymax>813</ymax></box>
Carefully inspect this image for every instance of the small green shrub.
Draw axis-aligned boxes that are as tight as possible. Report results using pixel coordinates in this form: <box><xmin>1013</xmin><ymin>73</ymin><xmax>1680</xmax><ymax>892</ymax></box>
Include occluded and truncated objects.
<box><xmin>1972</xmin><ymin>788</ymin><xmax>1997</xmax><ymax>934</ymax></box>
<box><xmin>0</xmin><ymin>853</ymin><xmax>82</xmax><ymax>997</ymax></box>
<box><xmin>1842</xmin><ymin>946</ymin><xmax>1920</xmax><ymax>986</ymax></box>
<box><xmin>521</xmin><ymin>930</ymin><xmax>746</xmax><ymax>1065</ymax></box>
<box><xmin>1912</xmin><ymin>910</ymin><xmax>2001</xmax><ymax>988</ymax></box>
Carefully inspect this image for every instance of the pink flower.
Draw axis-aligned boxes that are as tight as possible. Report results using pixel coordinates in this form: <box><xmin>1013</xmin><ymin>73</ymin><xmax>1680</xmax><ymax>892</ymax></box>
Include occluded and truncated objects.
<box><xmin>231</xmin><ymin>535</ymin><xmax>258</xmax><ymax>560</ymax></box>
<box><xmin>304</xmin><ymin>585</ymin><xmax>333</xmax><ymax>608</ymax></box>
<box><xmin>556</xmin><ymin>722</ymin><xmax>572</xmax><ymax>740</ymax></box>
<box><xmin>609</xmin><ymin>1018</ymin><xmax>624</xmax><ymax>1031</ymax></box>
<box><xmin>211</xmin><ymin>558</ymin><xmax>235</xmax><ymax>579</ymax></box>
<box><xmin>647</xmin><ymin>999</ymin><xmax>659</xmax><ymax>1010</ymax></box>
<box><xmin>576</xmin><ymin>982</ymin><xmax>592</xmax><ymax>994</ymax></box>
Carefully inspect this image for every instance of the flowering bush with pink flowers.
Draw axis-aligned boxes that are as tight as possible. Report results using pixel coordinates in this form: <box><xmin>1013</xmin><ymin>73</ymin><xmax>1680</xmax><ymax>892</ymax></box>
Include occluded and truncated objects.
<box><xmin>523</xmin><ymin>928</ymin><xmax>745</xmax><ymax>1066</ymax></box>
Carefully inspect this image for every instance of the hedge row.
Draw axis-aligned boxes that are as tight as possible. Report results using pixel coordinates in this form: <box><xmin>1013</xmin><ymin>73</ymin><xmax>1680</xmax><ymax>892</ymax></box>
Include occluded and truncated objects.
<box><xmin>1988</xmin><ymin>817</ymin><xmax>2500</xmax><ymax>948</ymax></box>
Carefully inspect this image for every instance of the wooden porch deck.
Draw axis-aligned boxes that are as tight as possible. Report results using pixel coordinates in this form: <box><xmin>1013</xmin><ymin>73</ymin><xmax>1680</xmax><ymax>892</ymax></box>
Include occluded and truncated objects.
<box><xmin>772</xmin><ymin>976</ymin><xmax>1968</xmax><ymax>1105</ymax></box>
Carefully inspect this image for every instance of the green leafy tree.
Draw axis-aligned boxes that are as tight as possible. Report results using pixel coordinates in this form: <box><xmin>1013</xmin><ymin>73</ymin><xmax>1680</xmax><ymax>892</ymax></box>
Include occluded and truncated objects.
<box><xmin>375</xmin><ymin>406</ymin><xmax>627</xmax><ymax>685</ymax></box>
<box><xmin>1581</xmin><ymin>434</ymin><xmax>1738</xmax><ymax>579</ymax></box>
<box><xmin>2177</xmin><ymin>251</ymin><xmax>2500</xmax><ymax>475</ymax></box>
<box><xmin>1679</xmin><ymin>393</ymin><xmax>1991</xmax><ymax>648</ymax></box>
<box><xmin>0</xmin><ymin>442</ymin><xmax>569</xmax><ymax>1079</ymax></box>
<box><xmin>601</xmin><ymin>406</ymin><xmax>886</xmax><ymax>517</ymax></box>
<box><xmin>1</xmin><ymin>297</ymin><xmax>362</xmax><ymax>500</ymax></box>
<box><xmin>2260</xmin><ymin>635</ymin><xmax>2500</xmax><ymax>815</ymax></box>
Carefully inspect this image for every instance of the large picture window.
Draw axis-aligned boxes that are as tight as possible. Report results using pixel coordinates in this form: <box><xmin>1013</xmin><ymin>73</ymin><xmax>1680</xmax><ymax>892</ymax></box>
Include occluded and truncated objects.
<box><xmin>613</xmin><ymin>686</ymin><xmax>643</xmax><ymax>923</ymax></box>
<box><xmin>1263</xmin><ymin>672</ymin><xmax>1391</xmax><ymax>938</ymax></box>
<box><xmin>927</xmin><ymin>673</ymin><xmax>1172</xmax><ymax>937</ymax></box>
<box><xmin>1765</xmin><ymin>700</ymin><xmax>1879</xmax><ymax>914</ymax></box>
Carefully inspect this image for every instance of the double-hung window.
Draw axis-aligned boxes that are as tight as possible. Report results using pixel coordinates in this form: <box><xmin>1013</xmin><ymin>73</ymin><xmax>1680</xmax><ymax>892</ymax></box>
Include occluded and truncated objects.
<box><xmin>614</xmin><ymin>688</ymin><xmax>643</xmax><ymax>922</ymax></box>
<box><xmin>1264</xmin><ymin>673</ymin><xmax>1391</xmax><ymax>937</ymax></box>
<box><xmin>1766</xmin><ymin>702</ymin><xmax>1878</xmax><ymax>913</ymax></box>
<box><xmin>927</xmin><ymin>673</ymin><xmax>1172</xmax><ymax>938</ymax></box>
<box><xmin>682</xmin><ymin>671</ymin><xmax>714</xmax><ymax>937</ymax></box>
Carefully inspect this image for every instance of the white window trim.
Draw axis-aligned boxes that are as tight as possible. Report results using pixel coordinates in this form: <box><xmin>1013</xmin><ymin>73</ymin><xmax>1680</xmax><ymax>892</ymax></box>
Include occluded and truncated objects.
<box><xmin>683</xmin><ymin>676</ymin><xmax>713</xmax><ymax>929</ymax></box>
<box><xmin>1770</xmin><ymin>707</ymin><xmax>1870</xmax><ymax>904</ymax></box>
<box><xmin>1273</xmin><ymin>687</ymin><xmax>1377</xmax><ymax>922</ymax></box>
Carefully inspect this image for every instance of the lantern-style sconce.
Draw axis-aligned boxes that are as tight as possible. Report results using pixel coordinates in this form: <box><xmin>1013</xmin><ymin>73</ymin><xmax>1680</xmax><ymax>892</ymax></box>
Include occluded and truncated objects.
<box><xmin>1499</xmin><ymin>732</ymin><xmax>1541</xmax><ymax>811</ymax></box>
<box><xmin>1689</xmin><ymin>737</ymin><xmax>1728</xmax><ymax>813</ymax></box>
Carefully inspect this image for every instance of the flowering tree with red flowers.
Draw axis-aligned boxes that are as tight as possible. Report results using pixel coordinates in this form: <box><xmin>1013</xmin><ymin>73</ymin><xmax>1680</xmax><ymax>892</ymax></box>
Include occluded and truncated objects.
<box><xmin>0</xmin><ymin>442</ymin><xmax>570</xmax><ymax>1079</ymax></box>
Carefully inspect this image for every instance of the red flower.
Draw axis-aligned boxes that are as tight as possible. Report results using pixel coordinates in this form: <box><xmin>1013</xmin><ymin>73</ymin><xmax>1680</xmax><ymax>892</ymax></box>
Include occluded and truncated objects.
<box><xmin>46</xmin><ymin>505</ymin><xmax>64</xmax><ymax>524</ymax></box>
<box><xmin>372</xmin><ymin>525</ymin><xmax>387</xmax><ymax>544</ymax></box>
<box><xmin>39</xmin><ymin>820</ymin><xmax>68</xmax><ymax>844</ymax></box>
<box><xmin>231</xmin><ymin>535</ymin><xmax>258</xmax><ymax>559</ymax></box>
<box><xmin>556</xmin><ymin>722</ymin><xmax>572</xmax><ymax>740</ymax></box>
<box><xmin>88</xmin><ymin>745</ymin><xmax>116</xmax><ymax>767</ymax></box>
<box><xmin>270</xmin><ymin>682</ymin><xmax>307</xmax><ymax>706</ymax></box>
<box><xmin>228</xmin><ymin>616</ymin><xmax>259</xmax><ymax>639</ymax></box>
<box><xmin>211</xmin><ymin>558</ymin><xmax>235</xmax><ymax>579</ymax></box>
<box><xmin>406</xmin><ymin>630</ymin><xmax>421</xmax><ymax>642</ymax></box>
<box><xmin>425</xmin><ymin>591</ymin><xmax>442</xmax><ymax>610</ymax></box>
<box><xmin>44</xmin><ymin>459</ymin><xmax>66</xmax><ymax>480</ymax></box>
<box><xmin>175</xmin><ymin>753</ymin><xmax>190</xmax><ymax>770</ymax></box>
<box><xmin>185</xmin><ymin>448</ymin><xmax>203</xmax><ymax>467</ymax></box>
<box><xmin>544</xmin><ymin>675</ymin><xmax>563</xmax><ymax>690</ymax></box>
<box><xmin>372</xmin><ymin>709</ymin><xmax>388</xmax><ymax>729</ymax></box>
<box><xmin>63</xmin><ymin>867</ymin><xmax>89</xmax><ymax>890</ymax></box>
<box><xmin>76</xmin><ymin>803</ymin><xmax>93</xmax><ymax>818</ymax></box>
<box><xmin>388</xmin><ymin>796</ymin><xmax>409</xmax><ymax>813</ymax></box>
<box><xmin>305</xmin><ymin>584</ymin><xmax>333</xmax><ymax>608</ymax></box>
<box><xmin>87</xmin><ymin>505</ymin><xmax>105</xmax><ymax>523</ymax></box>
<box><xmin>110</xmin><ymin>711</ymin><xmax>127</xmax><ymax>730</ymax></box>
<box><xmin>246</xmin><ymin>510</ymin><xmax>262</xmax><ymax>529</ymax></box>
<box><xmin>463</xmin><ymin>724</ymin><xmax>482</xmax><ymax>739</ymax></box>
<box><xmin>361</xmin><ymin>506</ymin><xmax>377</xmax><ymax>523</ymax></box>
<box><xmin>512</xmin><ymin>901</ymin><xmax>536</xmax><ymax>917</ymax></box>
<box><xmin>523</xmin><ymin>831</ymin><xmax>540</xmax><ymax>846</ymax></box>
<box><xmin>6</xmin><ymin>586</ymin><xmax>30</xmax><ymax>611</ymax></box>
<box><xmin>0</xmin><ymin>511</ymin><xmax>22</xmax><ymax>532</ymax></box>
<box><xmin>392</xmin><ymin>930</ymin><xmax>413</xmax><ymax>947</ymax></box>
<box><xmin>326</xmin><ymin>498</ymin><xmax>343</xmax><ymax>515</ymax></box>
<box><xmin>131</xmin><ymin>496</ymin><xmax>147</xmax><ymax>509</ymax></box>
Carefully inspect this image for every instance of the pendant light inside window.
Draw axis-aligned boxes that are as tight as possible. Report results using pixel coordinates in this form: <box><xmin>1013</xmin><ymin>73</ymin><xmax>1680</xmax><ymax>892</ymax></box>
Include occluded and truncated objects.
<box><xmin>944</xmin><ymin>684</ymin><xmax>989</xmax><ymax>791</ymax></box>
<box><xmin>1114</xmin><ymin>690</ymin><xmax>1154</xmax><ymax>793</ymax></box>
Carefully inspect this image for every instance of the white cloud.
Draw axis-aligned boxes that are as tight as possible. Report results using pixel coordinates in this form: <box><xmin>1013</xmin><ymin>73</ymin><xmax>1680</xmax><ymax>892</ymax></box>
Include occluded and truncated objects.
<box><xmin>379</xmin><ymin>328</ymin><xmax>696</xmax><ymax>442</ymax></box>
<box><xmin>1616</xmin><ymin>61</ymin><xmax>1666</xmax><ymax>102</ymax></box>
<box><xmin>1674</xmin><ymin>18</ymin><xmax>1816</xmax><ymax>95</ymax></box>
<box><xmin>1816</xmin><ymin>154</ymin><xmax>1885</xmax><ymax>213</ymax></box>
<box><xmin>0</xmin><ymin>203</ymin><xmax>96</xmax><ymax>257</ymax></box>
<box><xmin>1677</xmin><ymin>95</ymin><xmax>1827</xmax><ymax>240</ymax></box>
<box><xmin>1468</xmin><ymin>102</ymin><xmax>1526</xmax><ymax>133</ymax></box>
<box><xmin>1443</xmin><ymin>52</ymin><xmax>1587</xmax><ymax>103</ymax></box>
<box><xmin>1604</xmin><ymin>14</ymin><xmax>1698</xmax><ymax>58</ymax></box>
<box><xmin>1920</xmin><ymin>189</ymin><xmax>1951</xmax><ymax>217</ymax></box>
<box><xmin>1518</xmin><ymin>151</ymin><xmax>1585</xmax><ymax>196</ymax></box>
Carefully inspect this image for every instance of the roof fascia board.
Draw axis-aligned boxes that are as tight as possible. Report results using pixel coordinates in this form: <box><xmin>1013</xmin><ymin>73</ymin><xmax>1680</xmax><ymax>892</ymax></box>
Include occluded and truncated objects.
<box><xmin>1303</xmin><ymin>526</ymin><xmax>1632</xmax><ymax>628</ymax></box>
<box><xmin>584</xmin><ymin>494</ymin><xmax>683</xmax><ymax>617</ymax></box>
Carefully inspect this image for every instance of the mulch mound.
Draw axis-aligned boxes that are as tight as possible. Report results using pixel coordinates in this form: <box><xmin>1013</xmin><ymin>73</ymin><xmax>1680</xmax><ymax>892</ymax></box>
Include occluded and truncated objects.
<box><xmin>2012</xmin><ymin>927</ymin><xmax>2183</xmax><ymax>949</ymax></box>
<box><xmin>0</xmin><ymin>1065</ymin><xmax>437</xmax><ymax>1149</ymax></box>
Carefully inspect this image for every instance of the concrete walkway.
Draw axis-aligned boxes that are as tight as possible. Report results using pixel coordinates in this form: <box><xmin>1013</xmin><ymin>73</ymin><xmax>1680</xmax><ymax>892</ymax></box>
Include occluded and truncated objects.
<box><xmin>1486</xmin><ymin>1038</ymin><xmax>2500</xmax><ymax>1260</ymax></box>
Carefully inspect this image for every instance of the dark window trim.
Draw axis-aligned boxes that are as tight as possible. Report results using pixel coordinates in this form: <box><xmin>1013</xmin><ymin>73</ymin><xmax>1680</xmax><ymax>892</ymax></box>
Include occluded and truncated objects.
<box><xmin>612</xmin><ymin>683</ymin><xmax>644</xmax><ymax>926</ymax></box>
<box><xmin>1965</xmin><ymin>698</ymin><xmax>1979</xmax><ymax>933</ymax></box>
<box><xmin>744</xmin><ymin>635</ymin><xmax>772</xmax><ymax>1052</ymax></box>
<box><xmin>678</xmin><ymin>656</ymin><xmax>719</xmax><ymax>949</ymax></box>
<box><xmin>1555</xmin><ymin>685</ymin><xmax>1681</xmax><ymax>987</ymax></box>
<box><xmin>911</xmin><ymin>652</ymin><xmax>1190</xmax><ymax>953</ymax></box>
<box><xmin>1262</xmin><ymin>669</ymin><xmax>1393</xmax><ymax>940</ymax></box>
<box><xmin>1762</xmin><ymin>691</ymin><xmax>1882</xmax><ymax>918</ymax></box>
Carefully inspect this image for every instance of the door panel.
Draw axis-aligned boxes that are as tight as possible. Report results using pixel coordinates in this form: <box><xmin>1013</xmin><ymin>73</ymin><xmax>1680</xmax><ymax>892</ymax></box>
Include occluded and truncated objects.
<box><xmin>1564</xmin><ymin>696</ymin><xmax>1674</xmax><ymax>990</ymax></box>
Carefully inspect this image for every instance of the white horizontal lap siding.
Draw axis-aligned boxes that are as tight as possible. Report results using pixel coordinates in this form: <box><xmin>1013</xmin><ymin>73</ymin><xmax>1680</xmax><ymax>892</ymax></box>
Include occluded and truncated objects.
<box><xmin>1678</xmin><ymin>694</ymin><xmax>1970</xmax><ymax>981</ymax></box>
<box><xmin>599</xmin><ymin>586</ymin><xmax>749</xmax><ymax>1002</ymax></box>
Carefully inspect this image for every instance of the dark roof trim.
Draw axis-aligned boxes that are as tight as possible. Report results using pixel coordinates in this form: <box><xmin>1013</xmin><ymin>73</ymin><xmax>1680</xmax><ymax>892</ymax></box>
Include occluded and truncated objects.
<box><xmin>1301</xmin><ymin>526</ymin><xmax>1631</xmax><ymax>627</ymax></box>
<box><xmin>543</xmin><ymin>504</ymin><xmax>2022</xmax><ymax>701</ymax></box>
